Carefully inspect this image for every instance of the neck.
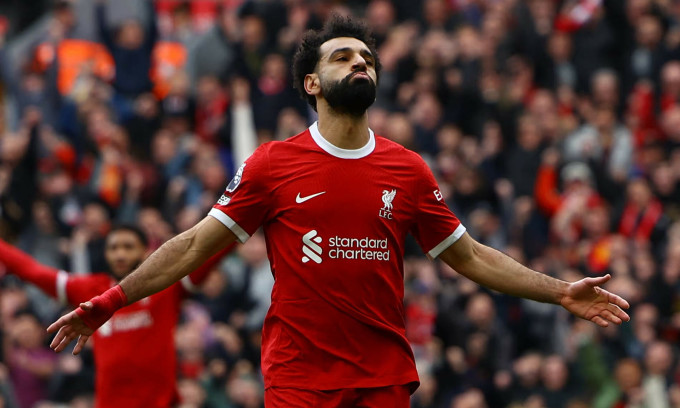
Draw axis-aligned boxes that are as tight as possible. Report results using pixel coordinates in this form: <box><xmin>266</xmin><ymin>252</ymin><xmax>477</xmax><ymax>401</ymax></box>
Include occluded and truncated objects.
<box><xmin>316</xmin><ymin>104</ymin><xmax>370</xmax><ymax>150</ymax></box>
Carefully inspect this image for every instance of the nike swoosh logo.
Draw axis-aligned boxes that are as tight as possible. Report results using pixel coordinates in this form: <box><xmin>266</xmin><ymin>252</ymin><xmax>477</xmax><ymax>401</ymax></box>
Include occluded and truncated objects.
<box><xmin>296</xmin><ymin>191</ymin><xmax>326</xmax><ymax>203</ymax></box>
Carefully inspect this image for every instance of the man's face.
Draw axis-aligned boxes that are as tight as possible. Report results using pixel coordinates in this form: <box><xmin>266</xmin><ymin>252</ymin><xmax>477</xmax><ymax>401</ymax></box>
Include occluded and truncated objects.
<box><xmin>104</xmin><ymin>230</ymin><xmax>146</xmax><ymax>280</ymax></box>
<box><xmin>315</xmin><ymin>37</ymin><xmax>377</xmax><ymax>116</ymax></box>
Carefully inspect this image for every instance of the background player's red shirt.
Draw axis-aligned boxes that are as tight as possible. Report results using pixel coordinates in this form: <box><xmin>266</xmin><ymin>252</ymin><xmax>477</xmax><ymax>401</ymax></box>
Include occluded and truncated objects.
<box><xmin>210</xmin><ymin>123</ymin><xmax>465</xmax><ymax>391</ymax></box>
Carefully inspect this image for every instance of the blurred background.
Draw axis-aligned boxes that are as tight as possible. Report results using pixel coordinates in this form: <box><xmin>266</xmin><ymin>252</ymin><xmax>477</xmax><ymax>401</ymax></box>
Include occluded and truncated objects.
<box><xmin>0</xmin><ymin>0</ymin><xmax>679</xmax><ymax>407</ymax></box>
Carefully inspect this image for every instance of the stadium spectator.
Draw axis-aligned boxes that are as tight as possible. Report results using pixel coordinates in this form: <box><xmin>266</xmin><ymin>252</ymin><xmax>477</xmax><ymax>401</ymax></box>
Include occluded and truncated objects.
<box><xmin>5</xmin><ymin>310</ymin><xmax>57</xmax><ymax>408</ymax></box>
<box><xmin>95</xmin><ymin>0</ymin><xmax>157</xmax><ymax>100</ymax></box>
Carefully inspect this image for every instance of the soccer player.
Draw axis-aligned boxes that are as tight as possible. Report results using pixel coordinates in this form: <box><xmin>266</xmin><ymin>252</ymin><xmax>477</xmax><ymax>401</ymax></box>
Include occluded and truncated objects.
<box><xmin>48</xmin><ymin>15</ymin><xmax>630</xmax><ymax>408</ymax></box>
<box><xmin>0</xmin><ymin>225</ymin><xmax>229</xmax><ymax>408</ymax></box>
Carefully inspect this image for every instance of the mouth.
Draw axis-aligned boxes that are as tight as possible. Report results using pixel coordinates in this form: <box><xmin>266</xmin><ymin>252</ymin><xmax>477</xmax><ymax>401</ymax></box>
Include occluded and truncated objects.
<box><xmin>350</xmin><ymin>72</ymin><xmax>370</xmax><ymax>80</ymax></box>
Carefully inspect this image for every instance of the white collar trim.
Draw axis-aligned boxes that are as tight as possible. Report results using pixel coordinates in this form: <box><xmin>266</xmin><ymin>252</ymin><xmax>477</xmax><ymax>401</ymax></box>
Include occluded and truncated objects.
<box><xmin>309</xmin><ymin>121</ymin><xmax>375</xmax><ymax>159</ymax></box>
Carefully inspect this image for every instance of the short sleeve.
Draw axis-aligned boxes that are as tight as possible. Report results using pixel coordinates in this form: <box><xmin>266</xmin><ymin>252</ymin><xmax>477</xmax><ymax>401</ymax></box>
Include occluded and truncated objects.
<box><xmin>208</xmin><ymin>144</ymin><xmax>271</xmax><ymax>243</ymax></box>
<box><xmin>410</xmin><ymin>158</ymin><xmax>466</xmax><ymax>258</ymax></box>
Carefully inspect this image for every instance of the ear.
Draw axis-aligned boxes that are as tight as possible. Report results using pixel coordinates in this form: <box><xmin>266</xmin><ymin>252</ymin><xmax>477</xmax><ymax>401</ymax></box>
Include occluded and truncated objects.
<box><xmin>304</xmin><ymin>73</ymin><xmax>321</xmax><ymax>97</ymax></box>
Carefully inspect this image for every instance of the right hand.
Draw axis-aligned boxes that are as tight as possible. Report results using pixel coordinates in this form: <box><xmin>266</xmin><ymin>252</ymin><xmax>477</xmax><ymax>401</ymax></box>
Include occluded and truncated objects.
<box><xmin>47</xmin><ymin>302</ymin><xmax>96</xmax><ymax>355</ymax></box>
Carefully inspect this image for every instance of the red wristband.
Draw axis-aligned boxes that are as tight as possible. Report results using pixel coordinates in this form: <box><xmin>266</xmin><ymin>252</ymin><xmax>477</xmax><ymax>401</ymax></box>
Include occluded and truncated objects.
<box><xmin>75</xmin><ymin>285</ymin><xmax>128</xmax><ymax>331</ymax></box>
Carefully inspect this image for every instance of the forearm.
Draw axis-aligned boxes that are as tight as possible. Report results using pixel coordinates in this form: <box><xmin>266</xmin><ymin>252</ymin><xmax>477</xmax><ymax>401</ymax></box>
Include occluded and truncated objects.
<box><xmin>119</xmin><ymin>217</ymin><xmax>233</xmax><ymax>303</ymax></box>
<box><xmin>440</xmin><ymin>236</ymin><xmax>568</xmax><ymax>304</ymax></box>
<box><xmin>0</xmin><ymin>240</ymin><xmax>61</xmax><ymax>297</ymax></box>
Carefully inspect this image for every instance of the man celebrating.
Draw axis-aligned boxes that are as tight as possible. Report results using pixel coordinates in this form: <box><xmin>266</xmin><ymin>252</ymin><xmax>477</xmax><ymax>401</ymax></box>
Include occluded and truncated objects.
<box><xmin>0</xmin><ymin>225</ymin><xmax>229</xmax><ymax>407</ymax></box>
<box><xmin>48</xmin><ymin>16</ymin><xmax>630</xmax><ymax>408</ymax></box>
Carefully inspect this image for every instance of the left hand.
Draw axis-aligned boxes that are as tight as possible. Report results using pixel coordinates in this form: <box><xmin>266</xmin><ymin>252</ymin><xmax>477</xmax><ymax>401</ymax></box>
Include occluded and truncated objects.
<box><xmin>560</xmin><ymin>274</ymin><xmax>630</xmax><ymax>327</ymax></box>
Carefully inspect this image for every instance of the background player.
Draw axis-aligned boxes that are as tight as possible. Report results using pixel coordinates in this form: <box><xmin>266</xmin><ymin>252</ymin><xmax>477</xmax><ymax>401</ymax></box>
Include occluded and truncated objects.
<box><xmin>0</xmin><ymin>225</ymin><xmax>230</xmax><ymax>408</ymax></box>
<box><xmin>47</xmin><ymin>15</ymin><xmax>630</xmax><ymax>408</ymax></box>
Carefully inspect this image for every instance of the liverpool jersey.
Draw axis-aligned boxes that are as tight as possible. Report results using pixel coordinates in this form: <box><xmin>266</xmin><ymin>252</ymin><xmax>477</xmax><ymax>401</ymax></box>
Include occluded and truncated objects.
<box><xmin>209</xmin><ymin>122</ymin><xmax>465</xmax><ymax>390</ymax></box>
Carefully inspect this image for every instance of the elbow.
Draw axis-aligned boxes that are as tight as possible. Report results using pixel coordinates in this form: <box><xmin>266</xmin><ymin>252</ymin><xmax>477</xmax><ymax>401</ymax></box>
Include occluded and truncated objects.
<box><xmin>440</xmin><ymin>235</ymin><xmax>483</xmax><ymax>277</ymax></box>
<box><xmin>457</xmin><ymin>242</ymin><xmax>484</xmax><ymax>276</ymax></box>
<box><xmin>461</xmin><ymin>237</ymin><xmax>484</xmax><ymax>263</ymax></box>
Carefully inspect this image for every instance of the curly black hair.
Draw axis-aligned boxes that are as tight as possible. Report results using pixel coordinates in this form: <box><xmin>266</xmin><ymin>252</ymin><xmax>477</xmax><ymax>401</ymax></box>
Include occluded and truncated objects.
<box><xmin>292</xmin><ymin>14</ymin><xmax>382</xmax><ymax>111</ymax></box>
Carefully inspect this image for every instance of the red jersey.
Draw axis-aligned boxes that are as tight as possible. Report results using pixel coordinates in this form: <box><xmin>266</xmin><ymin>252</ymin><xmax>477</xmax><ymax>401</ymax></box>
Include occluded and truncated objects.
<box><xmin>210</xmin><ymin>123</ymin><xmax>465</xmax><ymax>391</ymax></box>
<box><xmin>0</xmin><ymin>240</ymin><xmax>227</xmax><ymax>408</ymax></box>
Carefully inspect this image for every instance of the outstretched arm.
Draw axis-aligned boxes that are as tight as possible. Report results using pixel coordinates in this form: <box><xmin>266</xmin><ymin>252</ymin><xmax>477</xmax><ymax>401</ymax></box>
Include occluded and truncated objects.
<box><xmin>47</xmin><ymin>216</ymin><xmax>237</xmax><ymax>353</ymax></box>
<box><xmin>438</xmin><ymin>233</ymin><xmax>630</xmax><ymax>327</ymax></box>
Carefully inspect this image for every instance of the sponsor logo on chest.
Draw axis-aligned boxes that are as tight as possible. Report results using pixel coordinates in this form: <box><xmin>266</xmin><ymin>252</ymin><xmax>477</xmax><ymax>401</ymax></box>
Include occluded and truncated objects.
<box><xmin>301</xmin><ymin>230</ymin><xmax>391</xmax><ymax>264</ymax></box>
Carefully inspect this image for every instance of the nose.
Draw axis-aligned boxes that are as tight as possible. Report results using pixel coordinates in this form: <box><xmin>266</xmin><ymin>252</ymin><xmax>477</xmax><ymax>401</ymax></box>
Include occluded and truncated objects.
<box><xmin>352</xmin><ymin>55</ymin><xmax>367</xmax><ymax>71</ymax></box>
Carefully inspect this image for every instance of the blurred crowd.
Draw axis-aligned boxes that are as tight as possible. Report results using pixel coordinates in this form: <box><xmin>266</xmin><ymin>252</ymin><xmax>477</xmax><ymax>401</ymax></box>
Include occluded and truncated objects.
<box><xmin>0</xmin><ymin>0</ymin><xmax>679</xmax><ymax>407</ymax></box>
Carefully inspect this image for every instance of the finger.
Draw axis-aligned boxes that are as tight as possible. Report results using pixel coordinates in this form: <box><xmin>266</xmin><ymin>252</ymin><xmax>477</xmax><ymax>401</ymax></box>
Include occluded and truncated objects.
<box><xmin>50</xmin><ymin>325</ymin><xmax>68</xmax><ymax>349</ymax></box>
<box><xmin>605</xmin><ymin>291</ymin><xmax>630</xmax><ymax>310</ymax></box>
<box><xmin>600</xmin><ymin>309</ymin><xmax>622</xmax><ymax>325</ymax></box>
<box><xmin>591</xmin><ymin>315</ymin><xmax>609</xmax><ymax>328</ymax></box>
<box><xmin>53</xmin><ymin>336</ymin><xmax>70</xmax><ymax>353</ymax></box>
<box><xmin>53</xmin><ymin>329</ymin><xmax>73</xmax><ymax>352</ymax></box>
<box><xmin>79</xmin><ymin>301</ymin><xmax>93</xmax><ymax>311</ymax></box>
<box><xmin>73</xmin><ymin>334</ymin><xmax>90</xmax><ymax>356</ymax></box>
<box><xmin>584</xmin><ymin>274</ymin><xmax>611</xmax><ymax>287</ymax></box>
<box><xmin>52</xmin><ymin>328</ymin><xmax>74</xmax><ymax>352</ymax></box>
<box><xmin>46</xmin><ymin>315</ymin><xmax>68</xmax><ymax>334</ymax></box>
<box><xmin>57</xmin><ymin>331</ymin><xmax>79</xmax><ymax>353</ymax></box>
<box><xmin>53</xmin><ymin>327</ymin><xmax>80</xmax><ymax>353</ymax></box>
<box><xmin>609</xmin><ymin>304</ymin><xmax>630</xmax><ymax>322</ymax></box>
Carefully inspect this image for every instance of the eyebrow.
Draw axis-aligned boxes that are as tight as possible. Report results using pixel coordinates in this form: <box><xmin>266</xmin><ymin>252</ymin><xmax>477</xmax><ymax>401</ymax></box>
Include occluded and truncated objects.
<box><xmin>328</xmin><ymin>47</ymin><xmax>375</xmax><ymax>61</ymax></box>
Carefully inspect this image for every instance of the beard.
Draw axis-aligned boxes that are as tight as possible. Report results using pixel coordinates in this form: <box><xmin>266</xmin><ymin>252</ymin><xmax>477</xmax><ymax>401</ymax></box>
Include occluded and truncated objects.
<box><xmin>322</xmin><ymin>72</ymin><xmax>377</xmax><ymax>117</ymax></box>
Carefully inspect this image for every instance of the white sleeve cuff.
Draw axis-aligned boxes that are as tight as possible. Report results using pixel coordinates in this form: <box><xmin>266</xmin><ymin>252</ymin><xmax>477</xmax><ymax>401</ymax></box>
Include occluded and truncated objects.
<box><xmin>208</xmin><ymin>208</ymin><xmax>250</xmax><ymax>243</ymax></box>
<box><xmin>427</xmin><ymin>224</ymin><xmax>467</xmax><ymax>259</ymax></box>
<box><xmin>56</xmin><ymin>271</ymin><xmax>69</xmax><ymax>305</ymax></box>
<box><xmin>180</xmin><ymin>276</ymin><xmax>200</xmax><ymax>293</ymax></box>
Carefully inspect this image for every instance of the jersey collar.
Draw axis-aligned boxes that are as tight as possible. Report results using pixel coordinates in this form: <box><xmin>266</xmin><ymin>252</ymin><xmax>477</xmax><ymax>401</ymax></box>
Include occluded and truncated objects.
<box><xmin>309</xmin><ymin>121</ymin><xmax>375</xmax><ymax>159</ymax></box>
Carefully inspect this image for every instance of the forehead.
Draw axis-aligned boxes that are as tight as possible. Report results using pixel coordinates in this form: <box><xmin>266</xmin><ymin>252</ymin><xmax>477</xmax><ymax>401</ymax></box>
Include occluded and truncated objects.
<box><xmin>106</xmin><ymin>230</ymin><xmax>144</xmax><ymax>246</ymax></box>
<box><xmin>319</xmin><ymin>37</ymin><xmax>370</xmax><ymax>58</ymax></box>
